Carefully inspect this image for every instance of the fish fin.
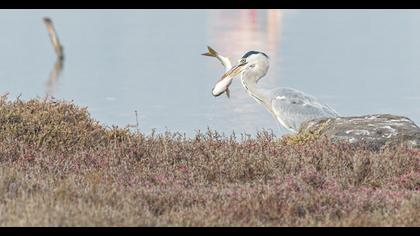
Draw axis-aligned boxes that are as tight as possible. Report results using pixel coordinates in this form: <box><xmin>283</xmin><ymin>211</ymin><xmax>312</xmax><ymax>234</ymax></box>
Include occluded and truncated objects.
<box><xmin>207</xmin><ymin>46</ymin><xmax>218</xmax><ymax>56</ymax></box>
<box><xmin>201</xmin><ymin>46</ymin><xmax>218</xmax><ymax>57</ymax></box>
<box><xmin>201</xmin><ymin>52</ymin><xmax>215</xmax><ymax>57</ymax></box>
<box><xmin>225</xmin><ymin>88</ymin><xmax>230</xmax><ymax>98</ymax></box>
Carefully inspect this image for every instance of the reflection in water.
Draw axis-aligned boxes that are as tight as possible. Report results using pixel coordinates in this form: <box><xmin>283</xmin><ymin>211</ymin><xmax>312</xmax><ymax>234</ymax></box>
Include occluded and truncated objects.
<box><xmin>45</xmin><ymin>58</ymin><xmax>63</xmax><ymax>98</ymax></box>
<box><xmin>209</xmin><ymin>10</ymin><xmax>283</xmax><ymax>58</ymax></box>
<box><xmin>1</xmin><ymin>10</ymin><xmax>419</xmax><ymax>136</ymax></box>
<box><xmin>267</xmin><ymin>10</ymin><xmax>282</xmax><ymax>53</ymax></box>
<box><xmin>207</xmin><ymin>9</ymin><xmax>284</xmax><ymax>132</ymax></box>
<box><xmin>43</xmin><ymin>17</ymin><xmax>65</xmax><ymax>99</ymax></box>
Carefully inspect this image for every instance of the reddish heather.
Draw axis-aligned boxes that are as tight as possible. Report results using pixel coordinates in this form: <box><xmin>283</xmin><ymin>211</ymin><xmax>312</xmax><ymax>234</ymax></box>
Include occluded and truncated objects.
<box><xmin>0</xmin><ymin>97</ymin><xmax>418</xmax><ymax>226</ymax></box>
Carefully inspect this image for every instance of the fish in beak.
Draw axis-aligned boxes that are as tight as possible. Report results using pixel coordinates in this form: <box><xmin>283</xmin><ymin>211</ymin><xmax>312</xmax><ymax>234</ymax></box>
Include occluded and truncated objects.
<box><xmin>211</xmin><ymin>61</ymin><xmax>247</xmax><ymax>98</ymax></box>
<box><xmin>201</xmin><ymin>46</ymin><xmax>218</xmax><ymax>57</ymax></box>
<box><xmin>220</xmin><ymin>61</ymin><xmax>247</xmax><ymax>80</ymax></box>
<box><xmin>202</xmin><ymin>46</ymin><xmax>235</xmax><ymax>98</ymax></box>
<box><xmin>201</xmin><ymin>46</ymin><xmax>232</xmax><ymax>70</ymax></box>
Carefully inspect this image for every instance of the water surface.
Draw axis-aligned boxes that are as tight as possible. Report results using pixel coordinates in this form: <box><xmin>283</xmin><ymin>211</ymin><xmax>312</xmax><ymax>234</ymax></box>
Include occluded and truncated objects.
<box><xmin>1</xmin><ymin>9</ymin><xmax>419</xmax><ymax>136</ymax></box>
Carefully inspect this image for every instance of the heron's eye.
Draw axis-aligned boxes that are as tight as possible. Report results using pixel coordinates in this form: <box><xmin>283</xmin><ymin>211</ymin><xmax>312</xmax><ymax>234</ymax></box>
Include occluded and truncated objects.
<box><xmin>249</xmin><ymin>64</ymin><xmax>256</xmax><ymax>68</ymax></box>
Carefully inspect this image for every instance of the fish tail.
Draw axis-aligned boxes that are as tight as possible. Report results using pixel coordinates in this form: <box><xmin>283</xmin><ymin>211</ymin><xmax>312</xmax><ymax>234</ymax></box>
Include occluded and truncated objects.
<box><xmin>201</xmin><ymin>46</ymin><xmax>218</xmax><ymax>57</ymax></box>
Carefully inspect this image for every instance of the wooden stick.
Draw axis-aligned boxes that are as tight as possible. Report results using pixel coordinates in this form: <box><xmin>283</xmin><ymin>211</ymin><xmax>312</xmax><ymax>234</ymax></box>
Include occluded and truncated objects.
<box><xmin>43</xmin><ymin>17</ymin><xmax>64</xmax><ymax>60</ymax></box>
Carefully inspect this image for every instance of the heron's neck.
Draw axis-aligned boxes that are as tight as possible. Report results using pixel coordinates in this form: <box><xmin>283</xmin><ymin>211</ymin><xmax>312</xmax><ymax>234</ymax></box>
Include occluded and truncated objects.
<box><xmin>240</xmin><ymin>74</ymin><xmax>271</xmax><ymax>109</ymax></box>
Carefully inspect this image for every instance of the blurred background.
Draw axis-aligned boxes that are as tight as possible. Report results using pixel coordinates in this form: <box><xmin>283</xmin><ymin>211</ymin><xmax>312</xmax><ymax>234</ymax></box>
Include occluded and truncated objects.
<box><xmin>0</xmin><ymin>9</ymin><xmax>419</xmax><ymax>136</ymax></box>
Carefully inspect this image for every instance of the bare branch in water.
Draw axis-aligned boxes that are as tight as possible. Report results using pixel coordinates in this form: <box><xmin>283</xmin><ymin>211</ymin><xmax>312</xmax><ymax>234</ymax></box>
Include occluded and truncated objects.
<box><xmin>43</xmin><ymin>17</ymin><xmax>64</xmax><ymax>61</ymax></box>
<box><xmin>43</xmin><ymin>17</ymin><xmax>65</xmax><ymax>99</ymax></box>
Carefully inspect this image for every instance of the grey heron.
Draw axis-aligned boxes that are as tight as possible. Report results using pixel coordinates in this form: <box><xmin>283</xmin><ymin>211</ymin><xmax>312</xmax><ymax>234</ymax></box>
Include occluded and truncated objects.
<box><xmin>221</xmin><ymin>50</ymin><xmax>339</xmax><ymax>133</ymax></box>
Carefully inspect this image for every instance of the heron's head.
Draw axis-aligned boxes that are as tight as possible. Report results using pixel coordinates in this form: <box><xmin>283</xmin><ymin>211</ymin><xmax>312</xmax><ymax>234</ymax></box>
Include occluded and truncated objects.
<box><xmin>221</xmin><ymin>51</ymin><xmax>269</xmax><ymax>82</ymax></box>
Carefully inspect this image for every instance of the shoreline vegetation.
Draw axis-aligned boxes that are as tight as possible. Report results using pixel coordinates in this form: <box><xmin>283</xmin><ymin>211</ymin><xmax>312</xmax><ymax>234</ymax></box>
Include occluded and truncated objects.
<box><xmin>0</xmin><ymin>96</ymin><xmax>418</xmax><ymax>226</ymax></box>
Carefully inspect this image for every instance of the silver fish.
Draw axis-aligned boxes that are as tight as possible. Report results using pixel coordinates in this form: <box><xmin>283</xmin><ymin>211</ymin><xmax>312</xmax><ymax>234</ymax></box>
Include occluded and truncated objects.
<box><xmin>202</xmin><ymin>46</ymin><xmax>234</xmax><ymax>98</ymax></box>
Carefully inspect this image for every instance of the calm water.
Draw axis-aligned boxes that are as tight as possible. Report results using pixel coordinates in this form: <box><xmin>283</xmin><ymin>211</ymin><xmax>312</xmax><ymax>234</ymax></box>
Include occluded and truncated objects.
<box><xmin>1</xmin><ymin>9</ymin><xmax>419</xmax><ymax>136</ymax></box>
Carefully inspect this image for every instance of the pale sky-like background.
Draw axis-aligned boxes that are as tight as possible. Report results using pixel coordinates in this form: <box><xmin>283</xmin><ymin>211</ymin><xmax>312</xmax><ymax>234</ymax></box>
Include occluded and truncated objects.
<box><xmin>0</xmin><ymin>9</ymin><xmax>419</xmax><ymax>136</ymax></box>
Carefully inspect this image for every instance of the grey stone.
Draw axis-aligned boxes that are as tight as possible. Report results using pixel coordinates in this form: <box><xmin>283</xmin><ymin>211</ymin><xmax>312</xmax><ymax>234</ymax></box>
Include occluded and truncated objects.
<box><xmin>299</xmin><ymin>114</ymin><xmax>420</xmax><ymax>150</ymax></box>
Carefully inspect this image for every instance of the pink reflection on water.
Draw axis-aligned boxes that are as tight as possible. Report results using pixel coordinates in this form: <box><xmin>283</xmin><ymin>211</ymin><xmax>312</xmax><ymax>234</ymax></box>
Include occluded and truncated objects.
<box><xmin>206</xmin><ymin>9</ymin><xmax>284</xmax><ymax>132</ymax></box>
<box><xmin>208</xmin><ymin>9</ymin><xmax>282</xmax><ymax>60</ymax></box>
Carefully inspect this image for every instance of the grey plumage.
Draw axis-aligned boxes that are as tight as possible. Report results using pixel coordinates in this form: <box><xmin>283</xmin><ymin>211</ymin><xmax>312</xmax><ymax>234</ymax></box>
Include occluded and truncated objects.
<box><xmin>269</xmin><ymin>87</ymin><xmax>338</xmax><ymax>132</ymax></box>
<box><xmin>221</xmin><ymin>50</ymin><xmax>339</xmax><ymax>133</ymax></box>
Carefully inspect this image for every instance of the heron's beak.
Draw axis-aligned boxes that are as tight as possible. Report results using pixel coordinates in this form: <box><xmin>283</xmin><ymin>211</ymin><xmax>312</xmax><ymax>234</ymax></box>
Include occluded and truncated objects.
<box><xmin>221</xmin><ymin>62</ymin><xmax>247</xmax><ymax>80</ymax></box>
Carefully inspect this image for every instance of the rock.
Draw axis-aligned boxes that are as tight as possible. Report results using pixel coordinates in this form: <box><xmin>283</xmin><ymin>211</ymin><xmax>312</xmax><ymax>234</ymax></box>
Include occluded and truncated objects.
<box><xmin>299</xmin><ymin>114</ymin><xmax>420</xmax><ymax>150</ymax></box>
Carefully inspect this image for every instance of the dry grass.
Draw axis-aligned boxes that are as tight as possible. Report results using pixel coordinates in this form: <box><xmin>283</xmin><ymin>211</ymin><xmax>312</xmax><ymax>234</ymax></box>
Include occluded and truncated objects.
<box><xmin>0</xmin><ymin>96</ymin><xmax>419</xmax><ymax>226</ymax></box>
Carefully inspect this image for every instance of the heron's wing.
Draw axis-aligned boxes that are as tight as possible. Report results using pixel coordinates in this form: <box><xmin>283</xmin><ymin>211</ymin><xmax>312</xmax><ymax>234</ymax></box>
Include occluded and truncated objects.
<box><xmin>271</xmin><ymin>88</ymin><xmax>338</xmax><ymax>131</ymax></box>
